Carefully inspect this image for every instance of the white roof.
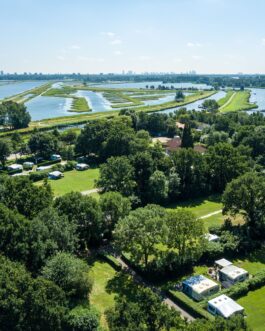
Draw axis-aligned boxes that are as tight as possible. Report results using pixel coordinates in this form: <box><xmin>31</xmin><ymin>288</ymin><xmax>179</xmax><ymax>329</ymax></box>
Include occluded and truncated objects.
<box><xmin>51</xmin><ymin>154</ymin><xmax>61</xmax><ymax>157</ymax></box>
<box><xmin>220</xmin><ymin>265</ymin><xmax>248</xmax><ymax>280</ymax></box>
<box><xmin>185</xmin><ymin>275</ymin><xmax>219</xmax><ymax>294</ymax></box>
<box><xmin>37</xmin><ymin>165</ymin><xmax>52</xmax><ymax>171</ymax></box>
<box><xmin>49</xmin><ymin>171</ymin><xmax>63</xmax><ymax>177</ymax></box>
<box><xmin>205</xmin><ymin>233</ymin><xmax>219</xmax><ymax>242</ymax></box>
<box><xmin>215</xmin><ymin>258</ymin><xmax>233</xmax><ymax>268</ymax></box>
<box><xmin>76</xmin><ymin>163</ymin><xmax>88</xmax><ymax>168</ymax></box>
<box><xmin>8</xmin><ymin>164</ymin><xmax>23</xmax><ymax>170</ymax></box>
<box><xmin>208</xmin><ymin>295</ymin><xmax>244</xmax><ymax>318</ymax></box>
<box><xmin>23</xmin><ymin>161</ymin><xmax>34</xmax><ymax>166</ymax></box>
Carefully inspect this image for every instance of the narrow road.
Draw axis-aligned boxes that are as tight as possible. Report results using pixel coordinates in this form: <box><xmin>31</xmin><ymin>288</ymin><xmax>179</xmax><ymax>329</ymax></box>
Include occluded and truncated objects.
<box><xmin>198</xmin><ymin>210</ymin><xmax>222</xmax><ymax>220</ymax></box>
<box><xmin>113</xmin><ymin>254</ymin><xmax>195</xmax><ymax>321</ymax></box>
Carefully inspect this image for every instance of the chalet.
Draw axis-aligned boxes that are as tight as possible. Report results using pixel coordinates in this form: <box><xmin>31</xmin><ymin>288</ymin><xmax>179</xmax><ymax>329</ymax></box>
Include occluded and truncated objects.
<box><xmin>219</xmin><ymin>265</ymin><xmax>248</xmax><ymax>287</ymax></box>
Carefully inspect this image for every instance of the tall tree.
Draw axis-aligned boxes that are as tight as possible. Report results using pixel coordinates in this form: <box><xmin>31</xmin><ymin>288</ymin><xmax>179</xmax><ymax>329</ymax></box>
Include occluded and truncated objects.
<box><xmin>148</xmin><ymin>170</ymin><xmax>169</xmax><ymax>203</ymax></box>
<box><xmin>0</xmin><ymin>139</ymin><xmax>11</xmax><ymax>167</ymax></box>
<box><xmin>181</xmin><ymin>124</ymin><xmax>194</xmax><ymax>148</ymax></box>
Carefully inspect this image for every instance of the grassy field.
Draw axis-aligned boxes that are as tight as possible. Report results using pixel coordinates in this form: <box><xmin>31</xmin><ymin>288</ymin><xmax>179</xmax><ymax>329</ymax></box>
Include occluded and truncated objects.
<box><xmin>70</xmin><ymin>97</ymin><xmax>91</xmax><ymax>112</ymax></box>
<box><xmin>217</xmin><ymin>90</ymin><xmax>234</xmax><ymax>108</ymax></box>
<box><xmin>167</xmin><ymin>195</ymin><xmax>222</xmax><ymax>218</ymax></box>
<box><xmin>237</xmin><ymin>286</ymin><xmax>265</xmax><ymax>331</ymax></box>
<box><xmin>220</xmin><ymin>90</ymin><xmax>257</xmax><ymax>112</ymax></box>
<box><xmin>89</xmin><ymin>259</ymin><xmax>117</xmax><ymax>328</ymax></box>
<box><xmin>40</xmin><ymin>168</ymin><xmax>99</xmax><ymax>196</ymax></box>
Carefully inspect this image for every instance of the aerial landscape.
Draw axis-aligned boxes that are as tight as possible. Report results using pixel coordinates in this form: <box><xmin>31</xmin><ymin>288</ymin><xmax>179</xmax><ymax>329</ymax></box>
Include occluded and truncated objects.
<box><xmin>1</xmin><ymin>1</ymin><xmax>265</xmax><ymax>330</ymax></box>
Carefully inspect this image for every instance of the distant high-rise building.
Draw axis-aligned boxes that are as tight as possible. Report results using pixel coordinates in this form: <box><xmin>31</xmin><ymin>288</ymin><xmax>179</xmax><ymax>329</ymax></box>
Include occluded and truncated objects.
<box><xmin>0</xmin><ymin>70</ymin><xmax>4</xmax><ymax>75</ymax></box>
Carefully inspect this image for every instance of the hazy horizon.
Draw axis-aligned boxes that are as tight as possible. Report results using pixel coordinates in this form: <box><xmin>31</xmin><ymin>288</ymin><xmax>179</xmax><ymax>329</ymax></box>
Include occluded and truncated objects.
<box><xmin>1</xmin><ymin>0</ymin><xmax>265</xmax><ymax>74</ymax></box>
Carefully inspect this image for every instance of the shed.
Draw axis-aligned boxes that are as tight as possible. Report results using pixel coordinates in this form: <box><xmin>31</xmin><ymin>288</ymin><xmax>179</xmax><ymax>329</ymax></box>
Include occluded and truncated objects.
<box><xmin>207</xmin><ymin>294</ymin><xmax>244</xmax><ymax>318</ymax></box>
<box><xmin>23</xmin><ymin>161</ymin><xmax>34</xmax><ymax>169</ymax></box>
<box><xmin>50</xmin><ymin>154</ymin><xmax>61</xmax><ymax>161</ymax></box>
<box><xmin>182</xmin><ymin>275</ymin><xmax>219</xmax><ymax>301</ymax></box>
<box><xmin>205</xmin><ymin>233</ymin><xmax>220</xmax><ymax>242</ymax></box>
<box><xmin>219</xmin><ymin>265</ymin><xmax>248</xmax><ymax>286</ymax></box>
<box><xmin>7</xmin><ymin>164</ymin><xmax>23</xmax><ymax>171</ymax></box>
<box><xmin>76</xmin><ymin>163</ymin><xmax>89</xmax><ymax>171</ymax></box>
<box><xmin>215</xmin><ymin>259</ymin><xmax>233</xmax><ymax>269</ymax></box>
<box><xmin>48</xmin><ymin>171</ymin><xmax>64</xmax><ymax>180</ymax></box>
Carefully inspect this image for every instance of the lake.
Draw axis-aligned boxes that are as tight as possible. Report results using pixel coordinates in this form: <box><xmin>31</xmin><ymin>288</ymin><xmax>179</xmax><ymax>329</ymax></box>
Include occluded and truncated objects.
<box><xmin>248</xmin><ymin>88</ymin><xmax>265</xmax><ymax>112</ymax></box>
<box><xmin>0</xmin><ymin>81</ymin><xmax>46</xmax><ymax>100</ymax></box>
<box><xmin>93</xmin><ymin>81</ymin><xmax>212</xmax><ymax>90</ymax></box>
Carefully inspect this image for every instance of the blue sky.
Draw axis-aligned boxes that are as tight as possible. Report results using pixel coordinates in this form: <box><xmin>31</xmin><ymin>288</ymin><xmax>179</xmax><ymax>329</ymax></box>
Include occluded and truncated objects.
<box><xmin>1</xmin><ymin>0</ymin><xmax>265</xmax><ymax>74</ymax></box>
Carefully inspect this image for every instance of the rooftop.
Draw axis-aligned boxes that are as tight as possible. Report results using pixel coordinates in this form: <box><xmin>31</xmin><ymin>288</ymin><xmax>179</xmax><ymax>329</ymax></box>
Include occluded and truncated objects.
<box><xmin>183</xmin><ymin>275</ymin><xmax>219</xmax><ymax>294</ymax></box>
<box><xmin>215</xmin><ymin>258</ymin><xmax>233</xmax><ymax>268</ymax></box>
<box><xmin>220</xmin><ymin>265</ymin><xmax>248</xmax><ymax>280</ymax></box>
<box><xmin>208</xmin><ymin>294</ymin><xmax>244</xmax><ymax>318</ymax></box>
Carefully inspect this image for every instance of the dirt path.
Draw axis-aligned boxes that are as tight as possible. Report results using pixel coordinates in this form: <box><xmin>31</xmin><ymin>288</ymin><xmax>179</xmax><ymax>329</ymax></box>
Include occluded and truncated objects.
<box><xmin>198</xmin><ymin>210</ymin><xmax>222</xmax><ymax>219</ymax></box>
<box><xmin>219</xmin><ymin>92</ymin><xmax>236</xmax><ymax>110</ymax></box>
<box><xmin>81</xmin><ymin>188</ymin><xmax>100</xmax><ymax>195</ymax></box>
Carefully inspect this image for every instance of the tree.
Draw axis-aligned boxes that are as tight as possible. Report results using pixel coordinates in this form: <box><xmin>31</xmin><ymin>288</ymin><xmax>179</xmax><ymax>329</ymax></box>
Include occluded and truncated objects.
<box><xmin>107</xmin><ymin>287</ymin><xmax>185</xmax><ymax>331</ymax></box>
<box><xmin>202</xmin><ymin>99</ymin><xmax>219</xmax><ymax>113</ymax></box>
<box><xmin>0</xmin><ymin>139</ymin><xmax>11</xmax><ymax>167</ymax></box>
<box><xmin>181</xmin><ymin>124</ymin><xmax>194</xmax><ymax>148</ymax></box>
<box><xmin>0</xmin><ymin>203</ymin><xmax>30</xmax><ymax>263</ymax></box>
<box><xmin>114</xmin><ymin>205</ymin><xmax>168</xmax><ymax>268</ymax></box>
<box><xmin>168</xmin><ymin>169</ymin><xmax>181</xmax><ymax>200</ymax></box>
<box><xmin>67</xmin><ymin>306</ymin><xmax>100</xmax><ymax>331</ymax></box>
<box><xmin>222</xmin><ymin>172</ymin><xmax>265</xmax><ymax>237</ymax></box>
<box><xmin>167</xmin><ymin>210</ymin><xmax>205</xmax><ymax>265</ymax></box>
<box><xmin>0</xmin><ymin>101</ymin><xmax>31</xmax><ymax>129</ymax></box>
<box><xmin>29</xmin><ymin>207</ymin><xmax>77</xmax><ymax>271</ymax></box>
<box><xmin>205</xmin><ymin>143</ymin><xmax>250</xmax><ymax>192</ymax></box>
<box><xmin>28</xmin><ymin>131</ymin><xmax>60</xmax><ymax>159</ymax></box>
<box><xmin>42</xmin><ymin>252</ymin><xmax>93</xmax><ymax>300</ymax></box>
<box><xmin>0</xmin><ymin>256</ymin><xmax>67</xmax><ymax>331</ymax></box>
<box><xmin>54</xmin><ymin>192</ymin><xmax>103</xmax><ymax>249</ymax></box>
<box><xmin>175</xmin><ymin>90</ymin><xmax>185</xmax><ymax>102</ymax></box>
<box><xmin>0</xmin><ymin>176</ymin><xmax>53</xmax><ymax>219</ymax></box>
<box><xmin>148</xmin><ymin>170</ymin><xmax>169</xmax><ymax>203</ymax></box>
<box><xmin>98</xmin><ymin>156</ymin><xmax>136</xmax><ymax>197</ymax></box>
<box><xmin>99</xmin><ymin>192</ymin><xmax>131</xmax><ymax>238</ymax></box>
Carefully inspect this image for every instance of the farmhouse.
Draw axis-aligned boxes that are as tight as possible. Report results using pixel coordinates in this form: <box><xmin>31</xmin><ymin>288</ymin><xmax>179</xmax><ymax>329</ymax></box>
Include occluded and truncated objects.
<box><xmin>219</xmin><ymin>265</ymin><xmax>248</xmax><ymax>286</ymax></box>
<box><xmin>182</xmin><ymin>275</ymin><xmax>219</xmax><ymax>301</ymax></box>
<box><xmin>76</xmin><ymin>163</ymin><xmax>89</xmax><ymax>171</ymax></box>
<box><xmin>207</xmin><ymin>294</ymin><xmax>244</xmax><ymax>318</ymax></box>
<box><xmin>48</xmin><ymin>171</ymin><xmax>64</xmax><ymax>180</ymax></box>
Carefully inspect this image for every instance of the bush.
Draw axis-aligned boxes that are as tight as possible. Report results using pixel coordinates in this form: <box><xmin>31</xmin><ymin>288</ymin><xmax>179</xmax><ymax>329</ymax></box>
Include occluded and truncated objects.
<box><xmin>66</xmin><ymin>306</ymin><xmax>99</xmax><ymax>331</ymax></box>
<box><xmin>29</xmin><ymin>171</ymin><xmax>49</xmax><ymax>182</ymax></box>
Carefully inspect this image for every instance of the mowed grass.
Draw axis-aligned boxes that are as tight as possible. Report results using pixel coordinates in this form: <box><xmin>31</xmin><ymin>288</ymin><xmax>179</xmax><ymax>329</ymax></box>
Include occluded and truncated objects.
<box><xmin>46</xmin><ymin>168</ymin><xmax>99</xmax><ymax>196</ymax></box>
<box><xmin>89</xmin><ymin>260</ymin><xmax>117</xmax><ymax>329</ymax></box>
<box><xmin>70</xmin><ymin>97</ymin><xmax>91</xmax><ymax>112</ymax></box>
<box><xmin>233</xmin><ymin>247</ymin><xmax>265</xmax><ymax>275</ymax></box>
<box><xmin>167</xmin><ymin>194</ymin><xmax>222</xmax><ymax>218</ymax></box>
<box><xmin>220</xmin><ymin>90</ymin><xmax>257</xmax><ymax>112</ymax></box>
<box><xmin>238</xmin><ymin>286</ymin><xmax>265</xmax><ymax>331</ymax></box>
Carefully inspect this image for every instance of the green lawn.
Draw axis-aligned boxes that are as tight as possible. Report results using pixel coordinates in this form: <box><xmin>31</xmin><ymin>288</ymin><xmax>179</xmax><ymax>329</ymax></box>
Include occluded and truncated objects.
<box><xmin>203</xmin><ymin>213</ymin><xmax>224</xmax><ymax>229</ymax></box>
<box><xmin>238</xmin><ymin>286</ymin><xmax>265</xmax><ymax>331</ymax></box>
<box><xmin>220</xmin><ymin>90</ymin><xmax>257</xmax><ymax>112</ymax></box>
<box><xmin>233</xmin><ymin>247</ymin><xmax>265</xmax><ymax>275</ymax></box>
<box><xmin>218</xmin><ymin>90</ymin><xmax>234</xmax><ymax>108</ymax></box>
<box><xmin>70</xmin><ymin>97</ymin><xmax>91</xmax><ymax>112</ymax></box>
<box><xmin>89</xmin><ymin>260</ymin><xmax>117</xmax><ymax>329</ymax></box>
<box><xmin>167</xmin><ymin>195</ymin><xmax>222</xmax><ymax>219</ymax></box>
<box><xmin>46</xmin><ymin>168</ymin><xmax>99</xmax><ymax>196</ymax></box>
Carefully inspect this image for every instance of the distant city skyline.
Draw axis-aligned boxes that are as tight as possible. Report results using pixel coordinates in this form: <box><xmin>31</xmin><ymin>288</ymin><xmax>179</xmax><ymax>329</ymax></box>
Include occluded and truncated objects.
<box><xmin>1</xmin><ymin>0</ymin><xmax>265</xmax><ymax>74</ymax></box>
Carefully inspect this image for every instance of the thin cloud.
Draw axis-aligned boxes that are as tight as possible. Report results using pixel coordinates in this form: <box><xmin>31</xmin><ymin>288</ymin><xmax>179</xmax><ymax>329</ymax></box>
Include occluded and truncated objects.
<box><xmin>262</xmin><ymin>38</ymin><xmax>265</xmax><ymax>46</ymax></box>
<box><xmin>114</xmin><ymin>50</ymin><xmax>123</xmax><ymax>56</ymax></box>
<box><xmin>70</xmin><ymin>45</ymin><xmax>81</xmax><ymax>50</ymax></box>
<box><xmin>139</xmin><ymin>55</ymin><xmax>151</xmax><ymax>61</ymax></box>
<box><xmin>56</xmin><ymin>55</ymin><xmax>65</xmax><ymax>61</ymax></box>
<box><xmin>187</xmin><ymin>42</ymin><xmax>202</xmax><ymax>47</ymax></box>
<box><xmin>192</xmin><ymin>55</ymin><xmax>202</xmax><ymax>60</ymax></box>
<box><xmin>110</xmin><ymin>39</ymin><xmax>122</xmax><ymax>45</ymax></box>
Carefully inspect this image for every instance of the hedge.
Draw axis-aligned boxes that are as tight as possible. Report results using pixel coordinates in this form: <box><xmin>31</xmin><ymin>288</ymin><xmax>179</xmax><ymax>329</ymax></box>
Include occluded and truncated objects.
<box><xmin>167</xmin><ymin>290</ymin><xmax>214</xmax><ymax>320</ymax></box>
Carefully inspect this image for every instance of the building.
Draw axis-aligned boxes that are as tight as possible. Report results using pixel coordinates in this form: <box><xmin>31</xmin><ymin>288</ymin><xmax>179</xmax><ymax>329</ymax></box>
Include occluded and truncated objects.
<box><xmin>7</xmin><ymin>164</ymin><xmax>23</xmax><ymax>172</ymax></box>
<box><xmin>215</xmin><ymin>258</ymin><xmax>233</xmax><ymax>269</ymax></box>
<box><xmin>50</xmin><ymin>154</ymin><xmax>62</xmax><ymax>161</ymax></box>
<box><xmin>205</xmin><ymin>233</ymin><xmax>220</xmax><ymax>242</ymax></box>
<box><xmin>165</xmin><ymin>136</ymin><xmax>182</xmax><ymax>153</ymax></box>
<box><xmin>207</xmin><ymin>295</ymin><xmax>244</xmax><ymax>318</ymax></box>
<box><xmin>76</xmin><ymin>163</ymin><xmax>89</xmax><ymax>171</ymax></box>
<box><xmin>23</xmin><ymin>162</ymin><xmax>34</xmax><ymax>170</ymax></box>
<box><xmin>219</xmin><ymin>265</ymin><xmax>248</xmax><ymax>287</ymax></box>
<box><xmin>182</xmin><ymin>275</ymin><xmax>219</xmax><ymax>301</ymax></box>
<box><xmin>48</xmin><ymin>171</ymin><xmax>64</xmax><ymax>180</ymax></box>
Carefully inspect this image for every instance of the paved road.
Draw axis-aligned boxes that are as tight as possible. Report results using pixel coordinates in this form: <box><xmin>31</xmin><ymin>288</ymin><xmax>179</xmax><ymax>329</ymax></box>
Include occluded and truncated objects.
<box><xmin>113</xmin><ymin>254</ymin><xmax>195</xmax><ymax>321</ymax></box>
<box><xmin>198</xmin><ymin>210</ymin><xmax>222</xmax><ymax>220</ymax></box>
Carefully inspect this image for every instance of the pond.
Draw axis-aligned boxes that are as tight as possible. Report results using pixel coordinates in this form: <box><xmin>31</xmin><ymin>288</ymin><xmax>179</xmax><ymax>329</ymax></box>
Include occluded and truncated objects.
<box><xmin>26</xmin><ymin>96</ymin><xmax>74</xmax><ymax>121</ymax></box>
<box><xmin>0</xmin><ymin>81</ymin><xmax>47</xmax><ymax>100</ymax></box>
<box><xmin>75</xmin><ymin>90</ymin><xmax>112</xmax><ymax>112</ymax></box>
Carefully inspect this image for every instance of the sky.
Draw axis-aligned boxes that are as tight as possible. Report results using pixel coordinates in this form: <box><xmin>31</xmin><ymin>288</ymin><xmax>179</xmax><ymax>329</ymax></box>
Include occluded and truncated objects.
<box><xmin>1</xmin><ymin>0</ymin><xmax>265</xmax><ymax>74</ymax></box>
